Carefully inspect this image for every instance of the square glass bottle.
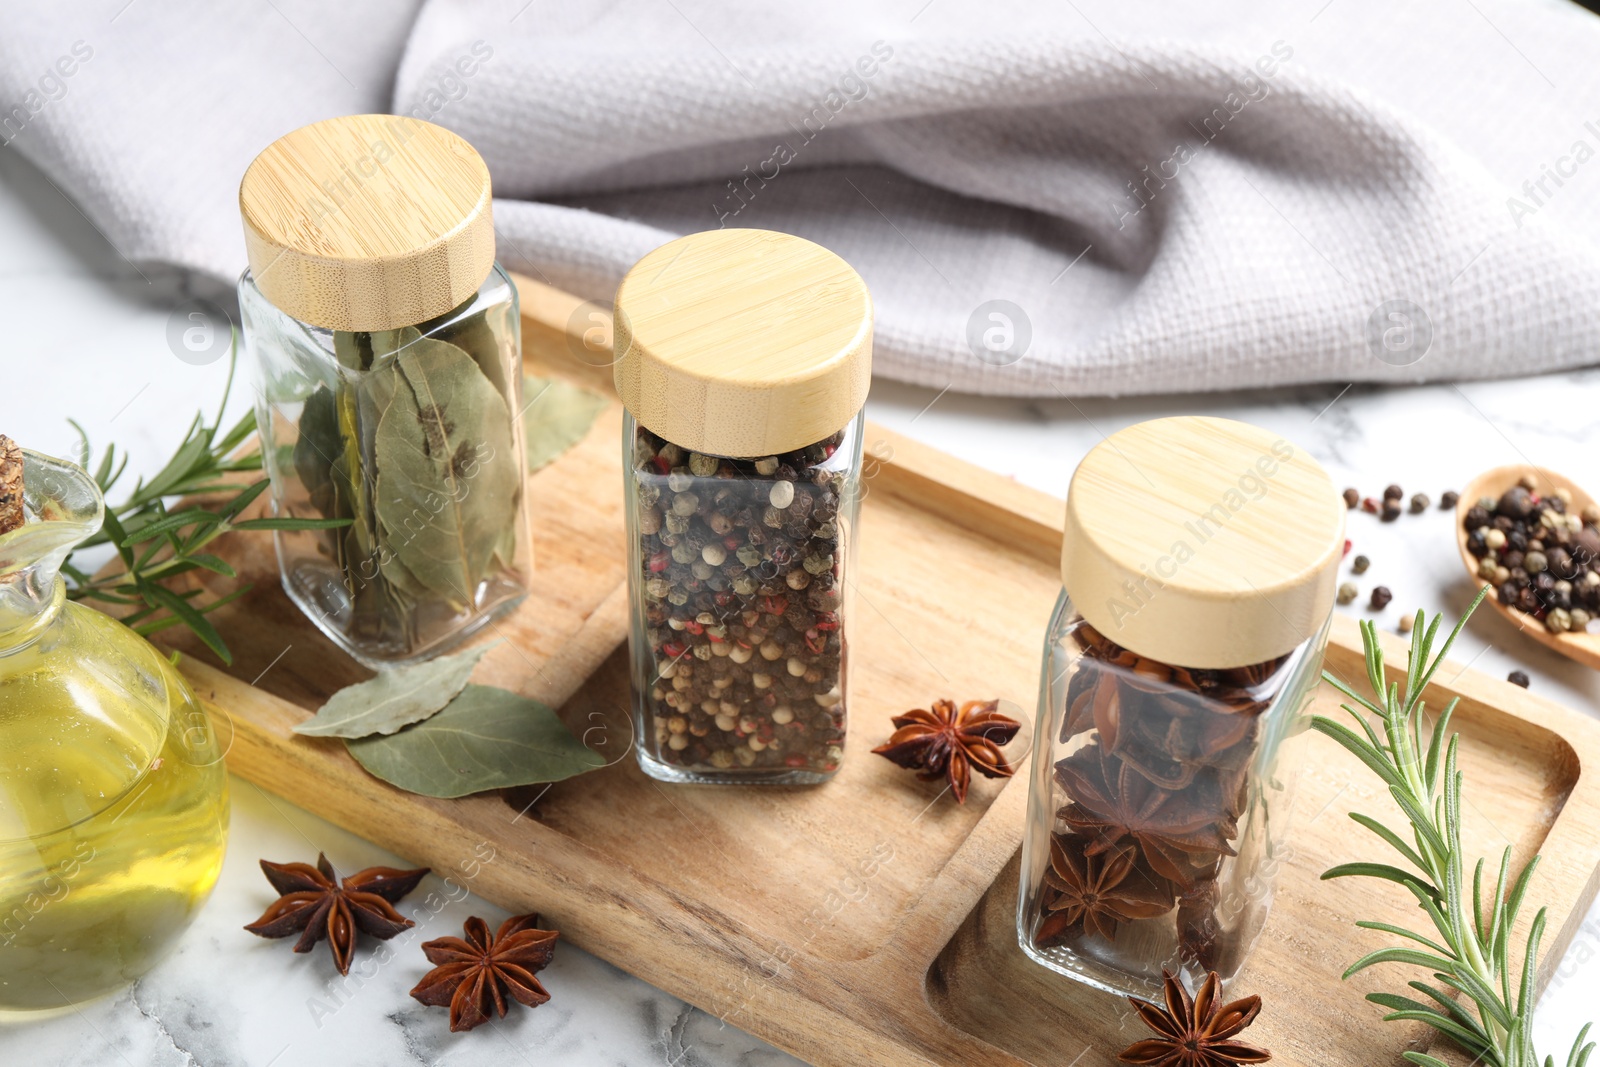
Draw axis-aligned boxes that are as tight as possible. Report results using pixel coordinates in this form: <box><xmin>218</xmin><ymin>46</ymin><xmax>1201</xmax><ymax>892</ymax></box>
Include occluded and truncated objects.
<box><xmin>237</xmin><ymin>115</ymin><xmax>529</xmax><ymax>666</ymax></box>
<box><xmin>1016</xmin><ymin>416</ymin><xmax>1345</xmax><ymax>999</ymax></box>
<box><xmin>613</xmin><ymin>229</ymin><xmax>872</xmax><ymax>784</ymax></box>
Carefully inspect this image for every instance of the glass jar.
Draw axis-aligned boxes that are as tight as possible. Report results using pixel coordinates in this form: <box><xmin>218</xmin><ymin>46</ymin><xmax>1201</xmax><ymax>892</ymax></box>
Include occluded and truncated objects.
<box><xmin>613</xmin><ymin>229</ymin><xmax>872</xmax><ymax>784</ymax></box>
<box><xmin>0</xmin><ymin>449</ymin><xmax>229</xmax><ymax>1011</ymax></box>
<box><xmin>1016</xmin><ymin>416</ymin><xmax>1344</xmax><ymax>999</ymax></box>
<box><xmin>238</xmin><ymin>115</ymin><xmax>529</xmax><ymax>667</ymax></box>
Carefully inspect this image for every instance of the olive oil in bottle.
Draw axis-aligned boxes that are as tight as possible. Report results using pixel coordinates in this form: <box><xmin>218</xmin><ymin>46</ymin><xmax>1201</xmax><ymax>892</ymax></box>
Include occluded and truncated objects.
<box><xmin>0</xmin><ymin>446</ymin><xmax>229</xmax><ymax>1012</ymax></box>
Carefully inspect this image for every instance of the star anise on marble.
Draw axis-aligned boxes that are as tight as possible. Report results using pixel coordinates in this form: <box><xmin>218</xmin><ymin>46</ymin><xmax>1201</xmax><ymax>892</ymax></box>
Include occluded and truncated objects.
<box><xmin>1037</xmin><ymin>833</ymin><xmax>1174</xmax><ymax>943</ymax></box>
<box><xmin>411</xmin><ymin>913</ymin><xmax>560</xmax><ymax>1032</ymax></box>
<box><xmin>1119</xmin><ymin>970</ymin><xmax>1271</xmax><ymax>1066</ymax></box>
<box><xmin>244</xmin><ymin>854</ymin><xmax>429</xmax><ymax>975</ymax></box>
<box><xmin>1055</xmin><ymin>746</ymin><xmax>1236</xmax><ymax>886</ymax></box>
<box><xmin>872</xmin><ymin>698</ymin><xmax>1022</xmax><ymax>804</ymax></box>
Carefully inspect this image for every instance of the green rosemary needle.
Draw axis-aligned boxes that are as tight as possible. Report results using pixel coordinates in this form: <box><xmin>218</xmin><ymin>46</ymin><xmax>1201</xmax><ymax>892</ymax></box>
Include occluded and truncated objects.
<box><xmin>1315</xmin><ymin>587</ymin><xmax>1595</xmax><ymax>1067</ymax></box>
<box><xmin>61</xmin><ymin>335</ymin><xmax>348</xmax><ymax>665</ymax></box>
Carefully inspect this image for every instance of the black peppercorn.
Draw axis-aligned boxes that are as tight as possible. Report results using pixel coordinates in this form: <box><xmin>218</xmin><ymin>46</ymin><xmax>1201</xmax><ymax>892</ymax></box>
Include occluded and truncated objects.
<box><xmin>1507</xmin><ymin>670</ymin><xmax>1530</xmax><ymax>688</ymax></box>
<box><xmin>1578</xmin><ymin>528</ymin><xmax>1600</xmax><ymax>564</ymax></box>
<box><xmin>1499</xmin><ymin>487</ymin><xmax>1534</xmax><ymax>519</ymax></box>
<box><xmin>1383</xmin><ymin>484</ymin><xmax>1403</xmax><ymax>501</ymax></box>
<box><xmin>1464</xmin><ymin>505</ymin><xmax>1491</xmax><ymax>530</ymax></box>
<box><xmin>1369</xmin><ymin>586</ymin><xmax>1393</xmax><ymax>609</ymax></box>
<box><xmin>1381</xmin><ymin>502</ymin><xmax>1402</xmax><ymax>522</ymax></box>
<box><xmin>1467</xmin><ymin>529</ymin><xmax>1490</xmax><ymax>558</ymax></box>
<box><xmin>1440</xmin><ymin>490</ymin><xmax>1459</xmax><ymax>510</ymax></box>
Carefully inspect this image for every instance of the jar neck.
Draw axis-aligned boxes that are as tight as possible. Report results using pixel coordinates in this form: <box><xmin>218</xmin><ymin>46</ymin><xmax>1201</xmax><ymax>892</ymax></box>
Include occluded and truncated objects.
<box><xmin>0</xmin><ymin>570</ymin><xmax>66</xmax><ymax>654</ymax></box>
<box><xmin>0</xmin><ymin>448</ymin><xmax>106</xmax><ymax>652</ymax></box>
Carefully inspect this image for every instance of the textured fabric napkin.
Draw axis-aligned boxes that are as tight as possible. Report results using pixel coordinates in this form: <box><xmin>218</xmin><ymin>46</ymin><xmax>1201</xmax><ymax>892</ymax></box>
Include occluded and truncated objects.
<box><xmin>3</xmin><ymin>0</ymin><xmax>1599</xmax><ymax>396</ymax></box>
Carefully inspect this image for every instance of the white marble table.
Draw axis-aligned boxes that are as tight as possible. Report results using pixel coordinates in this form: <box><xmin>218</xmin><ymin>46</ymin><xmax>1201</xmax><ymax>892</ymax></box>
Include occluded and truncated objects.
<box><xmin>3</xmin><ymin>142</ymin><xmax>1598</xmax><ymax>1065</ymax></box>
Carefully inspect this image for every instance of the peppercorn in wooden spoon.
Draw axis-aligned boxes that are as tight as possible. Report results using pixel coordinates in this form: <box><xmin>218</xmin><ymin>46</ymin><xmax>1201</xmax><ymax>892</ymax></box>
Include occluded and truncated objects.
<box><xmin>1456</xmin><ymin>465</ymin><xmax>1600</xmax><ymax>671</ymax></box>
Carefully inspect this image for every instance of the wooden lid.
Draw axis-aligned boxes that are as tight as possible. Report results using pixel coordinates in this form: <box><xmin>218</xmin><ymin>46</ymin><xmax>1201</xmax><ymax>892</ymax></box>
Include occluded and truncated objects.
<box><xmin>239</xmin><ymin>115</ymin><xmax>496</xmax><ymax>332</ymax></box>
<box><xmin>1061</xmin><ymin>417</ymin><xmax>1345</xmax><ymax>669</ymax></box>
<box><xmin>613</xmin><ymin>229</ymin><xmax>872</xmax><ymax>457</ymax></box>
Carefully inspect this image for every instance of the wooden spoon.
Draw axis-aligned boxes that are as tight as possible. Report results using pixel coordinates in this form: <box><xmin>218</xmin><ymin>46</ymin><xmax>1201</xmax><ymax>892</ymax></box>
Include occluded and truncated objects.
<box><xmin>1456</xmin><ymin>465</ymin><xmax>1600</xmax><ymax>670</ymax></box>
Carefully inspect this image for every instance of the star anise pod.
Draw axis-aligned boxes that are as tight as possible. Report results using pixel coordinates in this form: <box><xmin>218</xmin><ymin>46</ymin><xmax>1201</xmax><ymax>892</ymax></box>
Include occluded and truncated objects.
<box><xmin>1037</xmin><ymin>833</ymin><xmax>1174</xmax><ymax>943</ymax></box>
<box><xmin>1055</xmin><ymin>745</ymin><xmax>1236</xmax><ymax>886</ymax></box>
<box><xmin>244</xmin><ymin>853</ymin><xmax>429</xmax><ymax>975</ymax></box>
<box><xmin>1070</xmin><ymin>669</ymin><xmax>1258</xmax><ymax>791</ymax></box>
<box><xmin>411</xmin><ymin>913</ymin><xmax>560</xmax><ymax>1032</ymax></box>
<box><xmin>1119</xmin><ymin>969</ymin><xmax>1271</xmax><ymax>1065</ymax></box>
<box><xmin>873</xmin><ymin>698</ymin><xmax>1021</xmax><ymax>803</ymax></box>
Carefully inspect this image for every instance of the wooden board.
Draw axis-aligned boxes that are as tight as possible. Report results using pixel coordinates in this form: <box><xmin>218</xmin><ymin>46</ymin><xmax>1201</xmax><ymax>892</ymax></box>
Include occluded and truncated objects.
<box><xmin>151</xmin><ymin>277</ymin><xmax>1600</xmax><ymax>1066</ymax></box>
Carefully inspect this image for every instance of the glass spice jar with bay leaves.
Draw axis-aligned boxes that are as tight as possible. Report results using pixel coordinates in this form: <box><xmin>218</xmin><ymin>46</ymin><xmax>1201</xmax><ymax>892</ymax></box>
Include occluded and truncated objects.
<box><xmin>238</xmin><ymin>116</ymin><xmax>529</xmax><ymax>666</ymax></box>
<box><xmin>614</xmin><ymin>229</ymin><xmax>871</xmax><ymax>784</ymax></box>
<box><xmin>1017</xmin><ymin>416</ymin><xmax>1344</xmax><ymax>1000</ymax></box>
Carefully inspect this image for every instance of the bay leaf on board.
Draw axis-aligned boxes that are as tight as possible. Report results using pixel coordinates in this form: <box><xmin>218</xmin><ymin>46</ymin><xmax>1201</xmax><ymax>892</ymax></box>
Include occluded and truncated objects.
<box><xmin>522</xmin><ymin>374</ymin><xmax>607</xmax><ymax>473</ymax></box>
<box><xmin>293</xmin><ymin>640</ymin><xmax>496</xmax><ymax>738</ymax></box>
<box><xmin>345</xmin><ymin>684</ymin><xmax>604</xmax><ymax>798</ymax></box>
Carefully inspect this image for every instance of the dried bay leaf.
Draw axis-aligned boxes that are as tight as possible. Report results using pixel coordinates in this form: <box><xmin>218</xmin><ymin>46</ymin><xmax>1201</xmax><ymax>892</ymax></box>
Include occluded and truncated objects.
<box><xmin>427</xmin><ymin>303</ymin><xmax>514</xmax><ymax>400</ymax></box>
<box><xmin>294</xmin><ymin>641</ymin><xmax>496</xmax><ymax>738</ymax></box>
<box><xmin>522</xmin><ymin>375</ymin><xmax>608</xmax><ymax>473</ymax></box>
<box><xmin>373</xmin><ymin>337</ymin><xmax>518</xmax><ymax>605</ymax></box>
<box><xmin>293</xmin><ymin>385</ymin><xmax>346</xmax><ymax>523</ymax></box>
<box><xmin>345</xmin><ymin>685</ymin><xmax>604</xmax><ymax>798</ymax></box>
<box><xmin>334</xmin><ymin>326</ymin><xmax>422</xmax><ymax>372</ymax></box>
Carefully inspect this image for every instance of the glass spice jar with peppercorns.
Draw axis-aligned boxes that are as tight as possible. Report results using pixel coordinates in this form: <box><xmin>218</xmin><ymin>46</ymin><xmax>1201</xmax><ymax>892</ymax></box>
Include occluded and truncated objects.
<box><xmin>1017</xmin><ymin>416</ymin><xmax>1344</xmax><ymax>1000</ymax></box>
<box><xmin>613</xmin><ymin>229</ymin><xmax>871</xmax><ymax>785</ymax></box>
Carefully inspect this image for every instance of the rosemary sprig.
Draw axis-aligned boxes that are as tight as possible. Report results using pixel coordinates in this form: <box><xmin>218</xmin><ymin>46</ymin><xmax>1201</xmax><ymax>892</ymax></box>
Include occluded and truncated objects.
<box><xmin>62</xmin><ymin>336</ymin><xmax>348</xmax><ymax>665</ymax></box>
<box><xmin>1314</xmin><ymin>587</ymin><xmax>1595</xmax><ymax>1067</ymax></box>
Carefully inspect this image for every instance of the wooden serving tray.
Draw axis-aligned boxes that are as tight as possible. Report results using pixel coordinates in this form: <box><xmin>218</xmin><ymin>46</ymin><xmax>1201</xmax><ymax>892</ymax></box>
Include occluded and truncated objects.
<box><xmin>152</xmin><ymin>277</ymin><xmax>1600</xmax><ymax>1066</ymax></box>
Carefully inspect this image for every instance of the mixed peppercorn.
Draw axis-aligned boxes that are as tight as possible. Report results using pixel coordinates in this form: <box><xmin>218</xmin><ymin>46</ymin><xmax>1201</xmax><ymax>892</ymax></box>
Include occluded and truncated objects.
<box><xmin>632</xmin><ymin>425</ymin><xmax>850</xmax><ymax>775</ymax></box>
<box><xmin>1464</xmin><ymin>475</ymin><xmax>1600</xmax><ymax>635</ymax></box>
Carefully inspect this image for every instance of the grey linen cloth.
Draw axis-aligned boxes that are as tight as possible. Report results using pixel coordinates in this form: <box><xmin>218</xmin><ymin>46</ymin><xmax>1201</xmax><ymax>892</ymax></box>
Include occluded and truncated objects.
<box><xmin>4</xmin><ymin>0</ymin><xmax>1600</xmax><ymax>396</ymax></box>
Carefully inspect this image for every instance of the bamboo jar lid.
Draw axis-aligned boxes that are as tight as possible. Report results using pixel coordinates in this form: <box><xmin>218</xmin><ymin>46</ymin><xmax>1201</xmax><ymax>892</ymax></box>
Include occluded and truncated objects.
<box><xmin>613</xmin><ymin>229</ymin><xmax>872</xmax><ymax>458</ymax></box>
<box><xmin>1061</xmin><ymin>417</ymin><xmax>1345</xmax><ymax>669</ymax></box>
<box><xmin>239</xmin><ymin>115</ymin><xmax>496</xmax><ymax>332</ymax></box>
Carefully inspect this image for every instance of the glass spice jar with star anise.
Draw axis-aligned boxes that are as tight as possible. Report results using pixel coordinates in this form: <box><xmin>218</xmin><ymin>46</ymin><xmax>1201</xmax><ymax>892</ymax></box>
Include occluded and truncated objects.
<box><xmin>1017</xmin><ymin>416</ymin><xmax>1344</xmax><ymax>1000</ymax></box>
<box><xmin>614</xmin><ymin>229</ymin><xmax>871</xmax><ymax>784</ymax></box>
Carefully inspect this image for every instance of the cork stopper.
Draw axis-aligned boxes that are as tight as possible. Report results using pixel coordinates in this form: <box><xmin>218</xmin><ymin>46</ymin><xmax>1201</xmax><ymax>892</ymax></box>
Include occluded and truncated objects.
<box><xmin>1060</xmin><ymin>416</ymin><xmax>1345</xmax><ymax>669</ymax></box>
<box><xmin>239</xmin><ymin>115</ymin><xmax>496</xmax><ymax>332</ymax></box>
<box><xmin>613</xmin><ymin>229</ymin><xmax>873</xmax><ymax>458</ymax></box>
<box><xmin>0</xmin><ymin>436</ymin><xmax>22</xmax><ymax>535</ymax></box>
